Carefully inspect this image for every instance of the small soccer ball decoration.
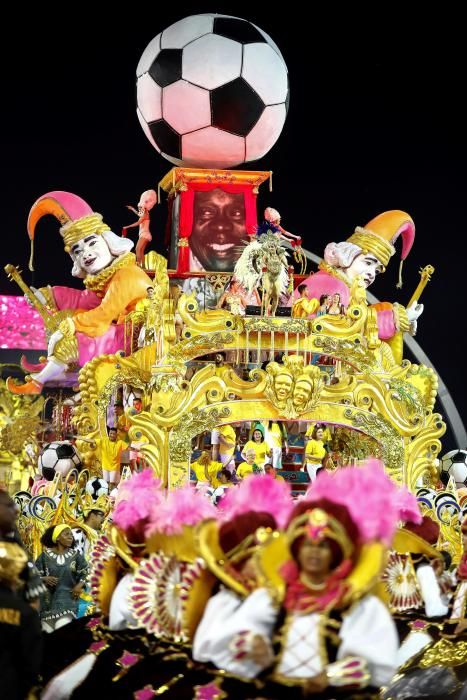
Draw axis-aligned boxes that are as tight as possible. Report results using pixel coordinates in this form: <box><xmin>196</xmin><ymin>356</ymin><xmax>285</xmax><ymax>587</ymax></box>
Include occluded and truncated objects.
<box><xmin>37</xmin><ymin>441</ymin><xmax>82</xmax><ymax>480</ymax></box>
<box><xmin>440</xmin><ymin>449</ymin><xmax>467</xmax><ymax>488</ymax></box>
<box><xmin>136</xmin><ymin>13</ymin><xmax>289</xmax><ymax>168</ymax></box>
<box><xmin>86</xmin><ymin>477</ymin><xmax>110</xmax><ymax>500</ymax></box>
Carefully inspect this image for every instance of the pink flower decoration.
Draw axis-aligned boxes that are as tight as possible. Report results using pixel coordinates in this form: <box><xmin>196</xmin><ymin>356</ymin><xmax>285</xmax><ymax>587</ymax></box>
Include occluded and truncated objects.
<box><xmin>0</xmin><ymin>295</ymin><xmax>46</xmax><ymax>349</ymax></box>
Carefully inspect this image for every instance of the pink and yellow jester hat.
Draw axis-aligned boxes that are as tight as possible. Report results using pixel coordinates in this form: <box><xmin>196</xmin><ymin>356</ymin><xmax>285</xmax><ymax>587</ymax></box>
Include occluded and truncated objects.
<box><xmin>347</xmin><ymin>210</ymin><xmax>415</xmax><ymax>285</ymax></box>
<box><xmin>27</xmin><ymin>190</ymin><xmax>110</xmax><ymax>270</ymax></box>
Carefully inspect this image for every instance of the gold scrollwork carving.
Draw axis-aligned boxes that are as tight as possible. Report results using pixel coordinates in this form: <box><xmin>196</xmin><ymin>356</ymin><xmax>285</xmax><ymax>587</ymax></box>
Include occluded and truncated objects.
<box><xmin>344</xmin><ymin>408</ymin><xmax>404</xmax><ymax>479</ymax></box>
<box><xmin>205</xmin><ymin>273</ymin><xmax>233</xmax><ymax>291</ymax></box>
<box><xmin>405</xmin><ymin>412</ymin><xmax>446</xmax><ymax>491</ymax></box>
<box><xmin>312</xmin><ymin>336</ymin><xmax>379</xmax><ymax>372</ymax></box>
<box><xmin>177</xmin><ymin>294</ymin><xmax>241</xmax><ymax>336</ymax></box>
<box><xmin>164</xmin><ymin>332</ymin><xmax>235</xmax><ymax>365</ymax></box>
<box><xmin>243</xmin><ymin>318</ymin><xmax>309</xmax><ymax>334</ymax></box>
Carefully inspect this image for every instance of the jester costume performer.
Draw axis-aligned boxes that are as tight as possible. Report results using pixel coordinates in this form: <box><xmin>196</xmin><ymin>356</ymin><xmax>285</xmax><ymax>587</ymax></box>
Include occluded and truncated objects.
<box><xmin>7</xmin><ymin>191</ymin><xmax>154</xmax><ymax>394</ymax></box>
<box><xmin>298</xmin><ymin>210</ymin><xmax>424</xmax><ymax>362</ymax></box>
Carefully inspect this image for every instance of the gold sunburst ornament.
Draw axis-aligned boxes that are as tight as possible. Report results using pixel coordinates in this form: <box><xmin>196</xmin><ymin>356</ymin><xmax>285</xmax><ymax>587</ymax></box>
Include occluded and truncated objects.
<box><xmin>129</xmin><ymin>552</ymin><xmax>206</xmax><ymax>642</ymax></box>
<box><xmin>381</xmin><ymin>551</ymin><xmax>423</xmax><ymax>612</ymax></box>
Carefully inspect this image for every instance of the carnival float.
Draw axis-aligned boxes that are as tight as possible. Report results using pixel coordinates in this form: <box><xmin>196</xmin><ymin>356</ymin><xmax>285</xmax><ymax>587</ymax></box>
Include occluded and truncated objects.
<box><xmin>1</xmin><ymin>12</ymin><xmax>467</xmax><ymax>700</ymax></box>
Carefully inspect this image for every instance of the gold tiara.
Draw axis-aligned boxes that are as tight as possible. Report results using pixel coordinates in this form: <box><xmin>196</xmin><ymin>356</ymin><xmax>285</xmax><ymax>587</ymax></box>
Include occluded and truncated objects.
<box><xmin>287</xmin><ymin>508</ymin><xmax>354</xmax><ymax>560</ymax></box>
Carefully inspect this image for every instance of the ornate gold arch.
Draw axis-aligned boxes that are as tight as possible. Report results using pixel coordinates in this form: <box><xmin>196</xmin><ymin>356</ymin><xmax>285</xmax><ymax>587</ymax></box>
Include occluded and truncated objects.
<box><xmin>73</xmin><ymin>268</ymin><xmax>445</xmax><ymax>492</ymax></box>
<box><xmin>74</xmin><ymin>346</ymin><xmax>444</xmax><ymax>491</ymax></box>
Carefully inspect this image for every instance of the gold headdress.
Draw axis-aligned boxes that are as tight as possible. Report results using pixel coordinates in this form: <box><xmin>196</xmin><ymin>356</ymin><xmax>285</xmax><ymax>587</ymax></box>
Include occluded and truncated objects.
<box><xmin>82</xmin><ymin>493</ymin><xmax>111</xmax><ymax>518</ymax></box>
<box><xmin>197</xmin><ymin>513</ymin><xmax>277</xmax><ymax>597</ymax></box>
<box><xmin>286</xmin><ymin>507</ymin><xmax>354</xmax><ymax>560</ymax></box>
<box><xmin>257</xmin><ymin>505</ymin><xmax>386</xmax><ymax>605</ymax></box>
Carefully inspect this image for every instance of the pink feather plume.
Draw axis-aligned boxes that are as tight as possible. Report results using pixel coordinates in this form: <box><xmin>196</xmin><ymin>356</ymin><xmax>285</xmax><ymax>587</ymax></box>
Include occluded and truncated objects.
<box><xmin>305</xmin><ymin>459</ymin><xmax>421</xmax><ymax>545</ymax></box>
<box><xmin>219</xmin><ymin>474</ymin><xmax>293</xmax><ymax>529</ymax></box>
<box><xmin>145</xmin><ymin>485</ymin><xmax>217</xmax><ymax>536</ymax></box>
<box><xmin>113</xmin><ymin>470</ymin><xmax>163</xmax><ymax>534</ymax></box>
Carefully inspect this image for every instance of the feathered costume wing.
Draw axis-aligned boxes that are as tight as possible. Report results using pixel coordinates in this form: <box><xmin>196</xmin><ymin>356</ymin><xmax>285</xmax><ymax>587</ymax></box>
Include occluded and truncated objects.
<box><xmin>234</xmin><ymin>234</ymin><xmax>289</xmax><ymax>295</ymax></box>
<box><xmin>234</xmin><ymin>239</ymin><xmax>263</xmax><ymax>293</ymax></box>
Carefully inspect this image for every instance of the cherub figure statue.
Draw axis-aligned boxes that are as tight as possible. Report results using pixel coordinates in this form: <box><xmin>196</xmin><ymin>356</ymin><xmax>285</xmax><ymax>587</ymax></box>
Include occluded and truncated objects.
<box><xmin>122</xmin><ymin>189</ymin><xmax>157</xmax><ymax>266</ymax></box>
<box><xmin>263</xmin><ymin>207</ymin><xmax>302</xmax><ymax>247</ymax></box>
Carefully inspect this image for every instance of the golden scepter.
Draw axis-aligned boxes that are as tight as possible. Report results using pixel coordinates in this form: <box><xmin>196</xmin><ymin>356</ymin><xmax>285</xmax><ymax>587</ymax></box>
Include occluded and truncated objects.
<box><xmin>407</xmin><ymin>265</ymin><xmax>435</xmax><ymax>309</ymax></box>
<box><xmin>4</xmin><ymin>264</ymin><xmax>70</xmax><ymax>335</ymax></box>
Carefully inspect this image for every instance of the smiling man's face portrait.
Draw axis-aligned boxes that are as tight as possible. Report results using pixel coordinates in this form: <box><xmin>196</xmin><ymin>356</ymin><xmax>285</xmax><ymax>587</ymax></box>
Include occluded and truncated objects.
<box><xmin>189</xmin><ymin>188</ymin><xmax>247</xmax><ymax>272</ymax></box>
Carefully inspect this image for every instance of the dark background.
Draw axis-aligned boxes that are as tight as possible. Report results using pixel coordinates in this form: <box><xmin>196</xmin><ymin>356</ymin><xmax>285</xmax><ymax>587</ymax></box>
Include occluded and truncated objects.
<box><xmin>1</xmin><ymin>5</ymin><xmax>465</xmax><ymax>443</ymax></box>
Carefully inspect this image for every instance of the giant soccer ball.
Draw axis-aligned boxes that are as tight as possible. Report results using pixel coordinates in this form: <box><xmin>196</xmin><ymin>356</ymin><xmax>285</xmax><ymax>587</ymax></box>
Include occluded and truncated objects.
<box><xmin>37</xmin><ymin>441</ymin><xmax>82</xmax><ymax>480</ymax></box>
<box><xmin>136</xmin><ymin>14</ymin><xmax>289</xmax><ymax>168</ymax></box>
<box><xmin>440</xmin><ymin>449</ymin><xmax>467</xmax><ymax>488</ymax></box>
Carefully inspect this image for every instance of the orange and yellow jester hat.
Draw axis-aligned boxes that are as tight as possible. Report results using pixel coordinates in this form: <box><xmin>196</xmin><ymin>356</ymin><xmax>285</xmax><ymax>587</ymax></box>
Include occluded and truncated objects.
<box><xmin>347</xmin><ymin>210</ymin><xmax>415</xmax><ymax>286</ymax></box>
<box><xmin>27</xmin><ymin>190</ymin><xmax>110</xmax><ymax>270</ymax></box>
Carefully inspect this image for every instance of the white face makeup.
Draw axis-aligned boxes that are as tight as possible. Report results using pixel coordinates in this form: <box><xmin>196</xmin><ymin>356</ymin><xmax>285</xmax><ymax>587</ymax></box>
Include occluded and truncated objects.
<box><xmin>71</xmin><ymin>234</ymin><xmax>113</xmax><ymax>275</ymax></box>
<box><xmin>345</xmin><ymin>253</ymin><xmax>383</xmax><ymax>288</ymax></box>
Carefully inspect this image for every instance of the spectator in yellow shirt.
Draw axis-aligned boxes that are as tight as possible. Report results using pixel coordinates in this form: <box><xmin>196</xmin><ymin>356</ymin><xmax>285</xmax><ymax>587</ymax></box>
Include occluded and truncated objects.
<box><xmin>190</xmin><ymin>451</ymin><xmax>223</xmax><ymax>488</ymax></box>
<box><xmin>211</xmin><ymin>468</ymin><xmax>234</xmax><ymax>505</ymax></box>
<box><xmin>213</xmin><ymin>352</ymin><xmax>233</xmax><ymax>377</ymax></box>
<box><xmin>115</xmin><ymin>401</ymin><xmax>131</xmax><ymax>443</ymax></box>
<box><xmin>264</xmin><ymin>463</ymin><xmax>285</xmax><ymax>481</ymax></box>
<box><xmin>211</xmin><ymin>424</ymin><xmax>237</xmax><ymax>469</ymax></box>
<box><xmin>236</xmin><ymin>448</ymin><xmax>263</xmax><ymax>479</ymax></box>
<box><xmin>92</xmin><ymin>427</ymin><xmax>127</xmax><ymax>489</ymax></box>
<box><xmin>128</xmin><ymin>396</ymin><xmax>149</xmax><ymax>472</ymax></box>
<box><xmin>241</xmin><ymin>426</ymin><xmax>271</xmax><ymax>470</ymax></box>
<box><xmin>305</xmin><ymin>422</ymin><xmax>332</xmax><ymax>446</ymax></box>
<box><xmin>302</xmin><ymin>426</ymin><xmax>326</xmax><ymax>483</ymax></box>
<box><xmin>265</xmin><ymin>420</ymin><xmax>288</xmax><ymax>469</ymax></box>
<box><xmin>292</xmin><ymin>284</ymin><xmax>320</xmax><ymax>318</ymax></box>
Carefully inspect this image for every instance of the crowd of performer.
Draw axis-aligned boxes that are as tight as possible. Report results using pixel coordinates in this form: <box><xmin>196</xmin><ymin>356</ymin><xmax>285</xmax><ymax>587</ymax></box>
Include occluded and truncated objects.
<box><xmin>1</xmin><ymin>451</ymin><xmax>467</xmax><ymax>698</ymax></box>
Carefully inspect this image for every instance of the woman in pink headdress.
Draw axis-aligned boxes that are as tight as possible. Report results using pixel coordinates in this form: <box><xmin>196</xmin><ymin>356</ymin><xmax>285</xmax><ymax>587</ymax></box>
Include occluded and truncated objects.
<box><xmin>192</xmin><ymin>462</ymin><xmax>421</xmax><ymax>699</ymax></box>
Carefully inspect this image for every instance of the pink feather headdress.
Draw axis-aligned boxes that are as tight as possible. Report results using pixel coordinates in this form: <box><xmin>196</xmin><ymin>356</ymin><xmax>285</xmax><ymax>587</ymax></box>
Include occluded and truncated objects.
<box><xmin>145</xmin><ymin>485</ymin><xmax>217</xmax><ymax>537</ymax></box>
<box><xmin>305</xmin><ymin>459</ymin><xmax>421</xmax><ymax>545</ymax></box>
<box><xmin>113</xmin><ymin>470</ymin><xmax>163</xmax><ymax>539</ymax></box>
<box><xmin>219</xmin><ymin>474</ymin><xmax>293</xmax><ymax>529</ymax></box>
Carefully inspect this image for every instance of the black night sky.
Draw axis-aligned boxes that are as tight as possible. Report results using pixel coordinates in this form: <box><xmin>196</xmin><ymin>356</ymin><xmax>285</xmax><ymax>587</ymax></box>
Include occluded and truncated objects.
<box><xmin>1</xmin><ymin>5</ymin><xmax>465</xmax><ymax>445</ymax></box>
